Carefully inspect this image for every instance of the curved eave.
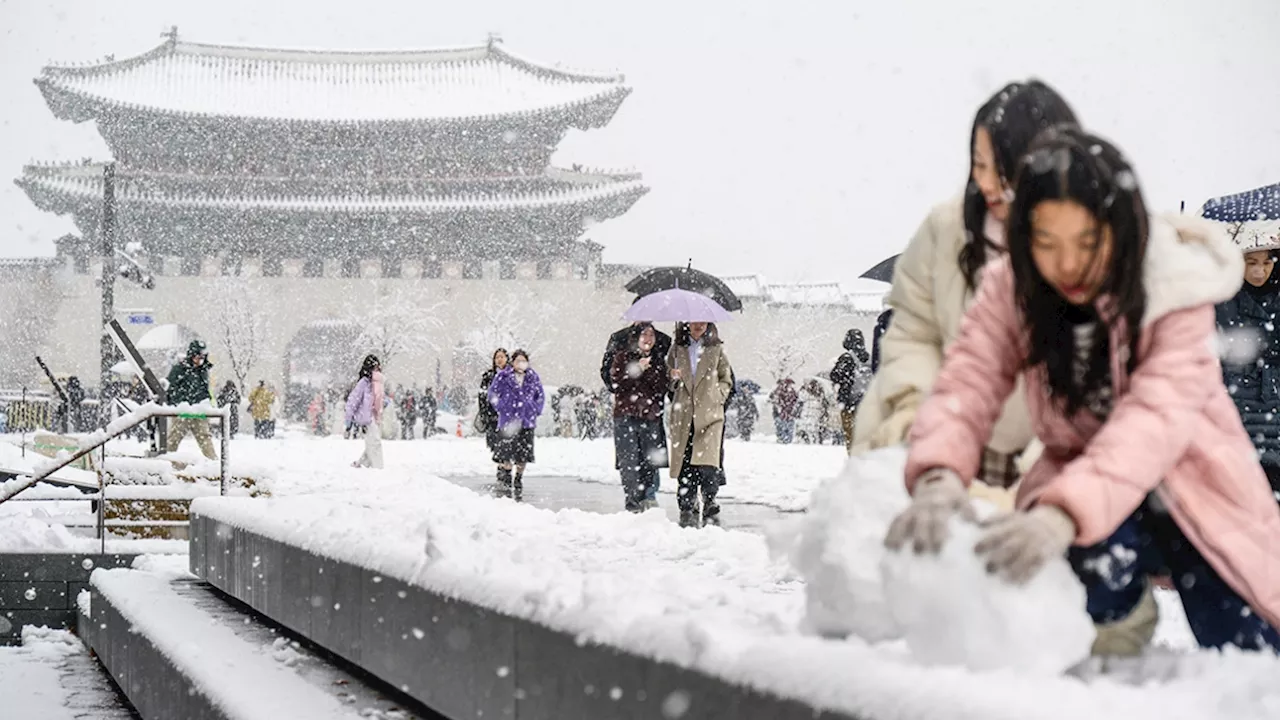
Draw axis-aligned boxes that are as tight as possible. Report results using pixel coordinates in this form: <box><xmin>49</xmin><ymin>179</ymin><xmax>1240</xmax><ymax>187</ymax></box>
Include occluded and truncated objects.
<box><xmin>17</xmin><ymin>171</ymin><xmax>649</xmax><ymax>217</ymax></box>
<box><xmin>35</xmin><ymin>77</ymin><xmax>630</xmax><ymax>131</ymax></box>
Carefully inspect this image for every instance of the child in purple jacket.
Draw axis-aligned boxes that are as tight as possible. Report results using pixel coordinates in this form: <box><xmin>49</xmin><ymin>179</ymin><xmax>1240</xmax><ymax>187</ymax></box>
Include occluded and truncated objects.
<box><xmin>486</xmin><ymin>349</ymin><xmax>545</xmax><ymax>500</ymax></box>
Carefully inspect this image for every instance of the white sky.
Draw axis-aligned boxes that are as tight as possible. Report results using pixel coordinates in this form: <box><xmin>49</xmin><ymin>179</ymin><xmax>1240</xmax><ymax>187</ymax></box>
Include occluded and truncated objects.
<box><xmin>1</xmin><ymin>0</ymin><xmax>1277</xmax><ymax>286</ymax></box>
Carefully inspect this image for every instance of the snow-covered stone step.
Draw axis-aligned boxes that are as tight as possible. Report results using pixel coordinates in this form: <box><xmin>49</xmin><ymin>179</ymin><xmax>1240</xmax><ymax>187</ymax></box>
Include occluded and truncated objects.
<box><xmin>80</xmin><ymin>561</ymin><xmax>429</xmax><ymax>720</ymax></box>
<box><xmin>190</xmin><ymin>502</ymin><xmax>859</xmax><ymax>720</ymax></box>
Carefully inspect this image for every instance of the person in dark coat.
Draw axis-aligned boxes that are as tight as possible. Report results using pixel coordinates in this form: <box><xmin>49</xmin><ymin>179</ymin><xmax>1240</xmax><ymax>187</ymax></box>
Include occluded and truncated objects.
<box><xmin>478</xmin><ymin>349</ymin><xmax>509</xmax><ymax>482</ymax></box>
<box><xmin>769</xmin><ymin>378</ymin><xmax>801</xmax><ymax>444</ymax></box>
<box><xmin>164</xmin><ymin>340</ymin><xmax>216</xmax><ymax>458</ymax></box>
<box><xmin>65</xmin><ymin>376</ymin><xmax>86</xmax><ymax>432</ymax></box>
<box><xmin>871</xmin><ymin>309</ymin><xmax>893</xmax><ymax>373</ymax></box>
<box><xmin>420</xmin><ymin>387</ymin><xmax>438</xmax><ymax>438</ymax></box>
<box><xmin>216</xmin><ymin>380</ymin><xmax>241</xmax><ymax>437</ymax></box>
<box><xmin>1216</xmin><ymin>245</ymin><xmax>1280</xmax><ymax>494</ymax></box>
<box><xmin>602</xmin><ymin>321</ymin><xmax>672</xmax><ymax>495</ymax></box>
<box><xmin>830</xmin><ymin>329</ymin><xmax>872</xmax><ymax>454</ymax></box>
<box><xmin>398</xmin><ymin>387</ymin><xmax>418</xmax><ymax>439</ymax></box>
<box><xmin>734</xmin><ymin>385</ymin><xmax>759</xmax><ymax>441</ymax></box>
<box><xmin>609</xmin><ymin>323</ymin><xmax>670</xmax><ymax>512</ymax></box>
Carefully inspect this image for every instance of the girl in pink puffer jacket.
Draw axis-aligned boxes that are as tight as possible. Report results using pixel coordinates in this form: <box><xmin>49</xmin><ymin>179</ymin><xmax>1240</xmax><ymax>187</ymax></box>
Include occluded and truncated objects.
<box><xmin>887</xmin><ymin>126</ymin><xmax>1280</xmax><ymax>657</ymax></box>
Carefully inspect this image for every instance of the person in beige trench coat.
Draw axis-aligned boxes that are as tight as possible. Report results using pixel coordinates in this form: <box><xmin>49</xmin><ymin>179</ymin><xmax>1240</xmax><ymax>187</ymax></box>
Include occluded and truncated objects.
<box><xmin>667</xmin><ymin>321</ymin><xmax>734</xmax><ymax>528</ymax></box>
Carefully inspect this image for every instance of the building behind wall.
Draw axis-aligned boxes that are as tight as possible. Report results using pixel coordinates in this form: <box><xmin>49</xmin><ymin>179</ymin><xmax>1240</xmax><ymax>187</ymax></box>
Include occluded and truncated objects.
<box><xmin>4</xmin><ymin>31</ymin><xmax>882</xmax><ymax>404</ymax></box>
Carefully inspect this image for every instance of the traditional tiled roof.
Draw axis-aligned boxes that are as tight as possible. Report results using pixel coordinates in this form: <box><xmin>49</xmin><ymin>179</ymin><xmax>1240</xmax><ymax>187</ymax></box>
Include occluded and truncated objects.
<box><xmin>720</xmin><ymin>274</ymin><xmax>886</xmax><ymax>312</ymax></box>
<box><xmin>17</xmin><ymin>162</ymin><xmax>648</xmax><ymax>215</ymax></box>
<box><xmin>35</xmin><ymin>34</ymin><xmax>631</xmax><ymax>126</ymax></box>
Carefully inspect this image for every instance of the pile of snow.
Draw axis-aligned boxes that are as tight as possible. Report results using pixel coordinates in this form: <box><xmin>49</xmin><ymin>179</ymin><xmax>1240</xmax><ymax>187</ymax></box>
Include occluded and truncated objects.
<box><xmin>767</xmin><ymin>446</ymin><xmax>908</xmax><ymax>641</ymax></box>
<box><xmin>882</xmin><ymin>518</ymin><xmax>1094</xmax><ymax>674</ymax></box>
<box><xmin>0</xmin><ymin>515</ymin><xmax>79</xmax><ymax>550</ymax></box>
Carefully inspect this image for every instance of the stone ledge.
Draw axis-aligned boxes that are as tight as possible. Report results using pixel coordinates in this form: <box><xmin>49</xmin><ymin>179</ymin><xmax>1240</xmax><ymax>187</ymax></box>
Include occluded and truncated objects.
<box><xmin>189</xmin><ymin>512</ymin><xmax>858</xmax><ymax>720</ymax></box>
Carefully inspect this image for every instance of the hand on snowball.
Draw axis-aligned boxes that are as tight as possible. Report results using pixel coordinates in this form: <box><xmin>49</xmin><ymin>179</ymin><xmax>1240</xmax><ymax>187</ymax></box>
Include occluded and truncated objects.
<box><xmin>884</xmin><ymin>468</ymin><xmax>976</xmax><ymax>554</ymax></box>
<box><xmin>974</xmin><ymin>505</ymin><xmax>1077</xmax><ymax>585</ymax></box>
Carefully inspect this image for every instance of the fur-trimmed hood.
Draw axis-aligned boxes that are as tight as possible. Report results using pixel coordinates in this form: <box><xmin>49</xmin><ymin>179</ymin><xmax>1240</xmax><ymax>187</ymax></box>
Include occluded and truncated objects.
<box><xmin>1141</xmin><ymin>214</ymin><xmax>1242</xmax><ymax>327</ymax></box>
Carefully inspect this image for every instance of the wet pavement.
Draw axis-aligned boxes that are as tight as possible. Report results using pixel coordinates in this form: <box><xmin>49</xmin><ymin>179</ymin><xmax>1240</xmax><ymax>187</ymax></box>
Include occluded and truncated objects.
<box><xmin>441</xmin><ymin>473</ymin><xmax>799</xmax><ymax>534</ymax></box>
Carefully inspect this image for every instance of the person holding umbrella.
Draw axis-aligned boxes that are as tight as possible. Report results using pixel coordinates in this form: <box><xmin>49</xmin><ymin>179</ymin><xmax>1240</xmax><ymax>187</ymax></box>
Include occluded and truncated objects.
<box><xmin>603</xmin><ymin>315</ymin><xmax>672</xmax><ymax>502</ymax></box>
<box><xmin>1204</xmin><ymin>182</ymin><xmax>1280</xmax><ymax>494</ymax></box>
<box><xmin>609</xmin><ymin>323</ymin><xmax>670</xmax><ymax>512</ymax></box>
<box><xmin>666</xmin><ymin>321</ymin><xmax>734</xmax><ymax>528</ymax></box>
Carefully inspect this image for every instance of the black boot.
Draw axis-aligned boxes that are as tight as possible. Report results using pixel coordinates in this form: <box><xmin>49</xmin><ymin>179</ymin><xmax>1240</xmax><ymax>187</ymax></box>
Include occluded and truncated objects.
<box><xmin>678</xmin><ymin>510</ymin><xmax>700</xmax><ymax>528</ymax></box>
<box><xmin>494</xmin><ymin>468</ymin><xmax>513</xmax><ymax>498</ymax></box>
<box><xmin>513</xmin><ymin>471</ymin><xmax>524</xmax><ymax>502</ymax></box>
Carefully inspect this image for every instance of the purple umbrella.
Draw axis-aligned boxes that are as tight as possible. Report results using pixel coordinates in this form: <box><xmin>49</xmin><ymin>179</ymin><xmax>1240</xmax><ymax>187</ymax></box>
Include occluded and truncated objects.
<box><xmin>623</xmin><ymin>288</ymin><xmax>734</xmax><ymax>323</ymax></box>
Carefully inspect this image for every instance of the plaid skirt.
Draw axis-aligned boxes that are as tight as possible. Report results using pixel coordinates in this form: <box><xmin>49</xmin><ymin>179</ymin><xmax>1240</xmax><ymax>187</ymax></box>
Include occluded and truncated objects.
<box><xmin>979</xmin><ymin>447</ymin><xmax>1022</xmax><ymax>489</ymax></box>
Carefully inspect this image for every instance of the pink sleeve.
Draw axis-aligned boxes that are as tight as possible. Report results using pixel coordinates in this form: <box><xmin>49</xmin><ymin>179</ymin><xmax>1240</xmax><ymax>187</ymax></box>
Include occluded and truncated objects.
<box><xmin>372</xmin><ymin>371</ymin><xmax>385</xmax><ymax>421</ymax></box>
<box><xmin>904</xmin><ymin>260</ymin><xmax>1023</xmax><ymax>494</ymax></box>
<box><xmin>1037</xmin><ymin>306</ymin><xmax>1220</xmax><ymax>545</ymax></box>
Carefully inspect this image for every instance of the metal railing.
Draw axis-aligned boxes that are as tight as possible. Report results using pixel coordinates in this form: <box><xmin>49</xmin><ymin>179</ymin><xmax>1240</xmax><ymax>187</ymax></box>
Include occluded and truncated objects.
<box><xmin>0</xmin><ymin>405</ymin><xmax>230</xmax><ymax>549</ymax></box>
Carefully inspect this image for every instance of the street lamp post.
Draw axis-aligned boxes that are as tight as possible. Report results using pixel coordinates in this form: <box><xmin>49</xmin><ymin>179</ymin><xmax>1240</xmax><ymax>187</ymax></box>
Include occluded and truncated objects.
<box><xmin>99</xmin><ymin>162</ymin><xmax>117</xmax><ymax>418</ymax></box>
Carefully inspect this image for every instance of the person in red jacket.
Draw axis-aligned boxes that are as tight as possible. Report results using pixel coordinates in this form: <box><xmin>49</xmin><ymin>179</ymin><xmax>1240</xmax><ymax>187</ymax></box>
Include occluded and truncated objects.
<box><xmin>609</xmin><ymin>323</ymin><xmax>670</xmax><ymax>512</ymax></box>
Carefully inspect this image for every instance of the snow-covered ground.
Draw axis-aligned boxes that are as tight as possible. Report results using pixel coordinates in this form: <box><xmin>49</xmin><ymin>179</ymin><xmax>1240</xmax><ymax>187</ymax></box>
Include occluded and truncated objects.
<box><xmin>187</xmin><ymin>437</ymin><xmax>1280</xmax><ymax>720</ymax></box>
<box><xmin>0</xmin><ymin>627</ymin><xmax>134</xmax><ymax>719</ymax></box>
<box><xmin>3</xmin><ymin>430</ymin><xmax>1276</xmax><ymax>719</ymax></box>
<box><xmin>183</xmin><ymin>432</ymin><xmax>846</xmax><ymax>511</ymax></box>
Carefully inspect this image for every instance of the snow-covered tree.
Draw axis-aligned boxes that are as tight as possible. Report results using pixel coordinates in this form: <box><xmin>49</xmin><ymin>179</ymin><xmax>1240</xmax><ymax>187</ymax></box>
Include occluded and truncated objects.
<box><xmin>206</xmin><ymin>277</ymin><xmax>268</xmax><ymax>391</ymax></box>
<box><xmin>755</xmin><ymin>305</ymin><xmax>842</xmax><ymax>382</ymax></box>
<box><xmin>350</xmin><ymin>282</ymin><xmax>444</xmax><ymax>370</ymax></box>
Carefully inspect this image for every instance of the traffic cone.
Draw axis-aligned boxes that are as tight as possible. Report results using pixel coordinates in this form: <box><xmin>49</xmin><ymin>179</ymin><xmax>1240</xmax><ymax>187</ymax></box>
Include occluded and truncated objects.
<box><xmin>456</xmin><ymin>419</ymin><xmax>463</xmax><ymax>438</ymax></box>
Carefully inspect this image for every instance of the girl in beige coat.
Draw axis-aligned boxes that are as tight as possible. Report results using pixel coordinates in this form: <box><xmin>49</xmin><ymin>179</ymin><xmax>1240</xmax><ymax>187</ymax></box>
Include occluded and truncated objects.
<box><xmin>668</xmin><ymin>321</ymin><xmax>734</xmax><ymax>528</ymax></box>
<box><xmin>853</xmin><ymin>80</ymin><xmax>1079</xmax><ymax>499</ymax></box>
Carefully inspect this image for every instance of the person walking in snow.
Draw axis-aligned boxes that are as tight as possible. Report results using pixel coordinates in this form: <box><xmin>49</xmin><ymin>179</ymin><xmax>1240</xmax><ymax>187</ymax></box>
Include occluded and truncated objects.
<box><xmin>164</xmin><ymin>340</ymin><xmax>217</xmax><ymax>459</ymax></box>
<box><xmin>307</xmin><ymin>392</ymin><xmax>328</xmax><ymax>436</ymax></box>
<box><xmin>65</xmin><ymin>376</ymin><xmax>86</xmax><ymax>433</ymax></box>
<box><xmin>1214</xmin><ymin>221</ymin><xmax>1280</xmax><ymax>494</ymax></box>
<box><xmin>855</xmin><ymin>80</ymin><xmax>1079</xmax><ymax>495</ymax></box>
<box><xmin>769</xmin><ymin>378</ymin><xmax>800</xmax><ymax>444</ymax></box>
<box><xmin>216</xmin><ymin>380</ymin><xmax>241</xmax><ymax>437</ymax></box>
<box><xmin>398</xmin><ymin>386</ymin><xmax>417</xmax><ymax>440</ymax></box>
<box><xmin>830</xmin><ymin>329</ymin><xmax>872</xmax><ymax>453</ymax></box>
<box><xmin>888</xmin><ymin>126</ymin><xmax>1280</xmax><ymax>657</ymax></box>
<box><xmin>609</xmin><ymin>323</ymin><xmax>670</xmax><ymax>512</ymax></box>
<box><xmin>487</xmin><ymin>349</ymin><xmax>545</xmax><ymax>501</ymax></box>
<box><xmin>603</xmin><ymin>321</ymin><xmax>673</xmax><ymax>499</ymax></box>
<box><xmin>796</xmin><ymin>379</ymin><xmax>831</xmax><ymax>445</ymax></box>
<box><xmin>420</xmin><ymin>387</ymin><xmax>438</xmax><ymax>437</ymax></box>
<box><xmin>668</xmin><ymin>322</ymin><xmax>733</xmax><ymax>528</ymax></box>
<box><xmin>478</xmin><ymin>349</ymin><xmax>508</xmax><ymax>479</ymax></box>
<box><xmin>870</xmin><ymin>310</ymin><xmax>892</xmax><ymax>373</ymax></box>
<box><xmin>344</xmin><ymin>355</ymin><xmax>385</xmax><ymax>469</ymax></box>
<box><xmin>734</xmin><ymin>385</ymin><xmax>759</xmax><ymax>441</ymax></box>
<box><xmin>248</xmin><ymin>380</ymin><xmax>274</xmax><ymax>439</ymax></box>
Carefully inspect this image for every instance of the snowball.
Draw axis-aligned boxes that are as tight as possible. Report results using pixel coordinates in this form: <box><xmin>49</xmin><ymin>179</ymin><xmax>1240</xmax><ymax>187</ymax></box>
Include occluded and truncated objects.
<box><xmin>881</xmin><ymin>517</ymin><xmax>1095</xmax><ymax>675</ymax></box>
<box><xmin>767</xmin><ymin>446</ymin><xmax>910</xmax><ymax>642</ymax></box>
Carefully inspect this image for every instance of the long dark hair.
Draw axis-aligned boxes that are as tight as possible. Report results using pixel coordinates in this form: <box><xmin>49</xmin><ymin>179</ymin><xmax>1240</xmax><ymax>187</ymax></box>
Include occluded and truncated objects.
<box><xmin>1006</xmin><ymin>126</ymin><xmax>1148</xmax><ymax>415</ymax></box>
<box><xmin>492</xmin><ymin>347</ymin><xmax>509</xmax><ymax>371</ymax></box>
<box><xmin>959</xmin><ymin>80</ymin><xmax>1080</xmax><ymax>291</ymax></box>
<box><xmin>674</xmin><ymin>322</ymin><xmax>722</xmax><ymax>346</ymax></box>
<box><xmin>359</xmin><ymin>354</ymin><xmax>381</xmax><ymax>380</ymax></box>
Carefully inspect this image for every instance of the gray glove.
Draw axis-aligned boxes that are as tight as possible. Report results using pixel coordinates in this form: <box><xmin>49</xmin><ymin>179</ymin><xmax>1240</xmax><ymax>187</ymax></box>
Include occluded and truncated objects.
<box><xmin>974</xmin><ymin>505</ymin><xmax>1077</xmax><ymax>585</ymax></box>
<box><xmin>884</xmin><ymin>468</ymin><xmax>976</xmax><ymax>554</ymax></box>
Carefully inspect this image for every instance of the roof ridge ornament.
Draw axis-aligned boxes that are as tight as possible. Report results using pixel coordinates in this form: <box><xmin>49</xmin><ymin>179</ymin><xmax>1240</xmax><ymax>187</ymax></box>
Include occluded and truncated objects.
<box><xmin>162</xmin><ymin>26</ymin><xmax>179</xmax><ymax>46</ymax></box>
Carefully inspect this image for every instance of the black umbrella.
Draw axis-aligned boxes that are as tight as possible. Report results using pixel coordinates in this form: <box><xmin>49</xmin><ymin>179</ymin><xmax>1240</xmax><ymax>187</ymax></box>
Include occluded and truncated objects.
<box><xmin>625</xmin><ymin>265</ymin><xmax>742</xmax><ymax>312</ymax></box>
<box><xmin>860</xmin><ymin>254</ymin><xmax>899</xmax><ymax>283</ymax></box>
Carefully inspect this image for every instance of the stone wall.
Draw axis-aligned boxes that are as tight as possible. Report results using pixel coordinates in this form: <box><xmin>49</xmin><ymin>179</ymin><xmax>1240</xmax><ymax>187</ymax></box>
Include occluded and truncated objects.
<box><xmin>0</xmin><ymin>260</ymin><xmax>879</xmax><ymax>394</ymax></box>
